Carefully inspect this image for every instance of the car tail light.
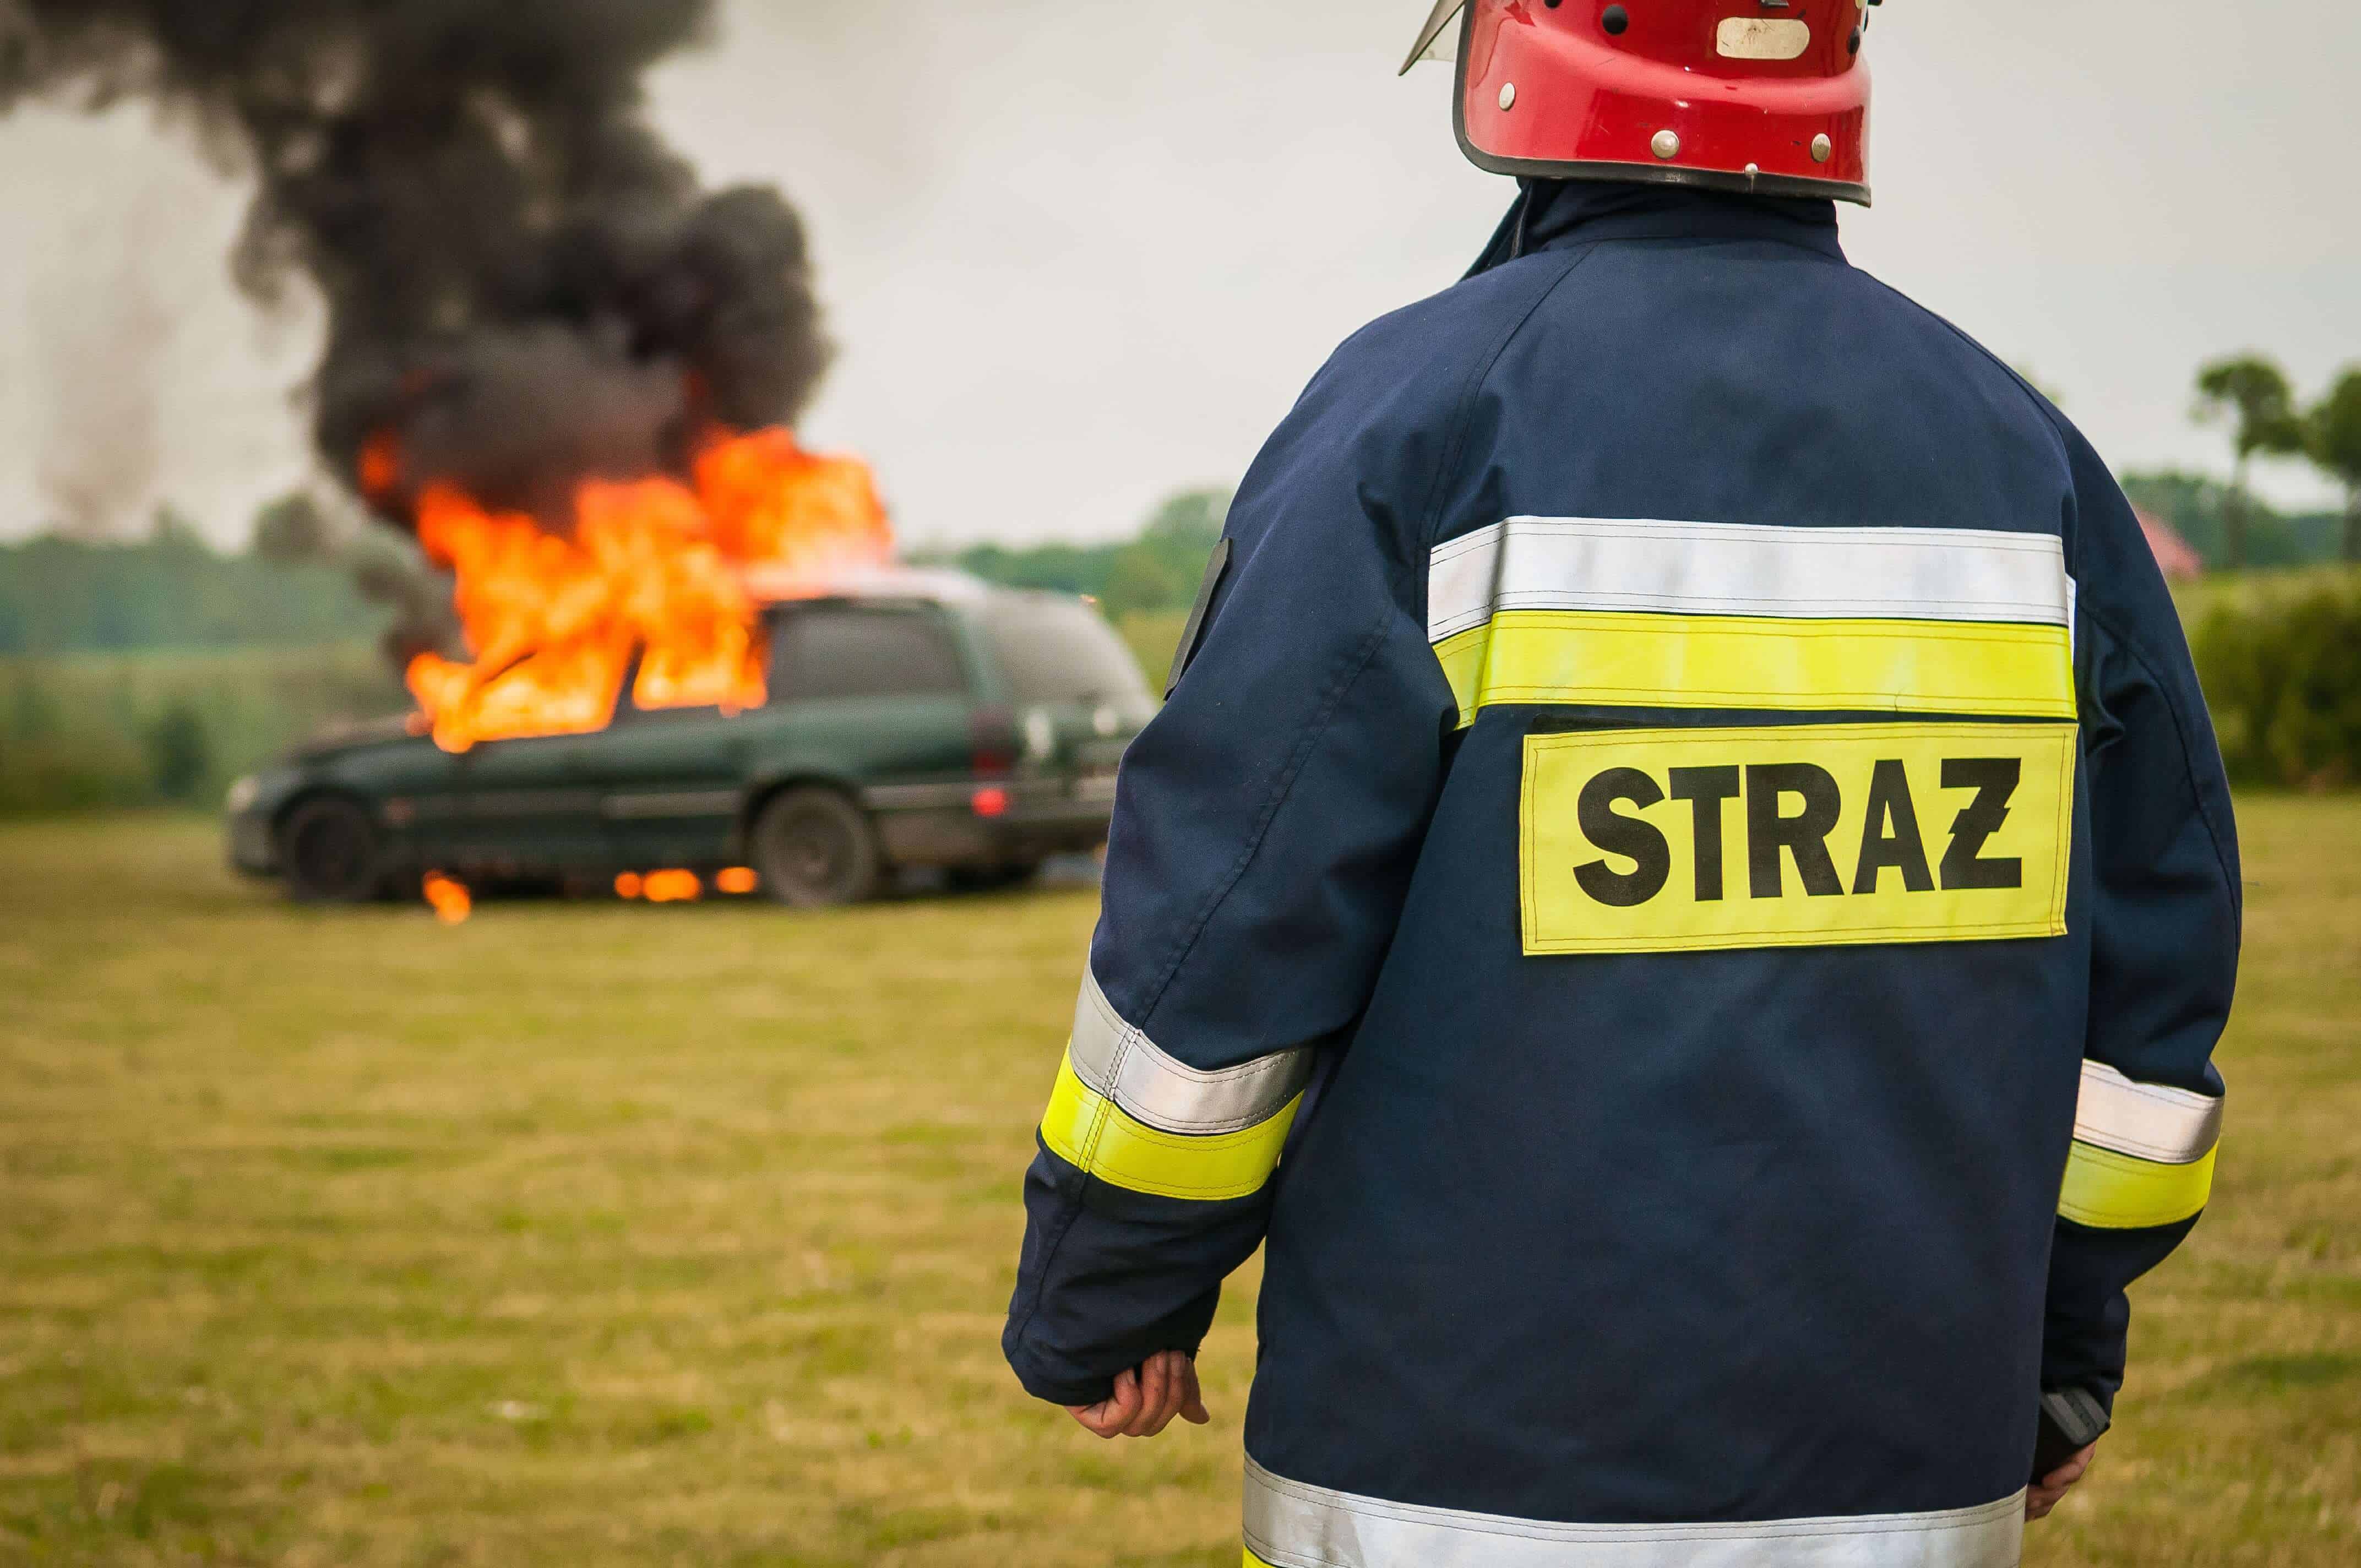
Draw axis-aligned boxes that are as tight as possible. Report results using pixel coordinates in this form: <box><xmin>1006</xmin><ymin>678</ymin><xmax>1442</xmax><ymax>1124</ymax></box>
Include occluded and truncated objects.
<box><xmin>971</xmin><ymin>786</ymin><xmax>1011</xmax><ymax>819</ymax></box>
<box><xmin>969</xmin><ymin>707</ymin><xmax>1018</xmax><ymax>778</ymax></box>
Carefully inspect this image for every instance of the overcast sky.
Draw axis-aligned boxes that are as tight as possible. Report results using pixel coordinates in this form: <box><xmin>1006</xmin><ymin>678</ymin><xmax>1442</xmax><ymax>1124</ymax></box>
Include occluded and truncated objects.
<box><xmin>1</xmin><ymin>1</ymin><xmax>2353</xmax><ymax>550</ymax></box>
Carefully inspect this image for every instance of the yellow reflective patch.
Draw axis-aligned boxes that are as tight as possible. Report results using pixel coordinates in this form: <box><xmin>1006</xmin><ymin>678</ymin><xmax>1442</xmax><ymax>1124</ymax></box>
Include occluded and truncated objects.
<box><xmin>1040</xmin><ymin>1053</ymin><xmax>1298</xmax><ymax>1201</ymax></box>
<box><xmin>1521</xmin><ymin>722</ymin><xmax>2076</xmax><ymax>955</ymax></box>
<box><xmin>1244</xmin><ymin>1553</ymin><xmax>1281</xmax><ymax>1568</ymax></box>
<box><xmin>2059</xmin><ymin>1139</ymin><xmax>2216</xmax><ymax>1229</ymax></box>
<box><xmin>1435</xmin><ymin>611</ymin><xmax>2075</xmax><ymax>728</ymax></box>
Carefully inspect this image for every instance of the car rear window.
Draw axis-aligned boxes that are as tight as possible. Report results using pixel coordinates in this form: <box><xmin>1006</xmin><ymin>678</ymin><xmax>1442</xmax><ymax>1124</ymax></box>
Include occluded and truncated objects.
<box><xmin>980</xmin><ymin>596</ymin><xmax>1151</xmax><ymax>705</ymax></box>
<box><xmin>769</xmin><ymin>606</ymin><xmax>969</xmax><ymax>701</ymax></box>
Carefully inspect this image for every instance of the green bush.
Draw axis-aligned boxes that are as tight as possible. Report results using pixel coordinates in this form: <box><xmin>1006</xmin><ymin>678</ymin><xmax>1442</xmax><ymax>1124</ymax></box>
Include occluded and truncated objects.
<box><xmin>2193</xmin><ymin>582</ymin><xmax>2361</xmax><ymax>789</ymax></box>
<box><xmin>0</xmin><ymin>644</ymin><xmax>406</xmax><ymax>815</ymax></box>
<box><xmin>144</xmin><ymin>700</ymin><xmax>214</xmax><ymax>803</ymax></box>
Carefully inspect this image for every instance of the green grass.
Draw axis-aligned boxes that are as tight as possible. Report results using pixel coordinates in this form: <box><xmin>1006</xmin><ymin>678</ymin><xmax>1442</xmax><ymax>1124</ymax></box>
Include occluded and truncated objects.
<box><xmin>1</xmin><ymin>804</ymin><xmax>2356</xmax><ymax>1565</ymax></box>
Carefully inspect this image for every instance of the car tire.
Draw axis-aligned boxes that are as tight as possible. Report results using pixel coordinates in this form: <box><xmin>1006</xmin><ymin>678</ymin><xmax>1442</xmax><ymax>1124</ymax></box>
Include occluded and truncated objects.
<box><xmin>750</xmin><ymin>787</ymin><xmax>884</xmax><ymax>908</ymax></box>
<box><xmin>279</xmin><ymin>795</ymin><xmax>383</xmax><ymax>903</ymax></box>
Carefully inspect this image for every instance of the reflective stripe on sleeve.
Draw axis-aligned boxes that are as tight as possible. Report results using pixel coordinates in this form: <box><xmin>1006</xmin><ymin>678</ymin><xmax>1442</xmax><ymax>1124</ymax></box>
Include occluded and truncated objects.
<box><xmin>2057</xmin><ymin>1060</ymin><xmax>2224</xmax><ymax>1230</ymax></box>
<box><xmin>1427</xmin><ymin>518</ymin><xmax>2076</xmax><ymax>728</ymax></box>
<box><xmin>1243</xmin><ymin>1457</ymin><xmax>2026</xmax><ymax>1568</ymax></box>
<box><xmin>2059</xmin><ymin>1140</ymin><xmax>2217</xmax><ymax>1231</ymax></box>
<box><xmin>1040</xmin><ymin>1053</ymin><xmax>1299</xmax><ymax>1201</ymax></box>
<box><xmin>1068</xmin><ymin>969</ymin><xmax>1313</xmax><ymax>1135</ymax></box>
<box><xmin>2072</xmin><ymin>1059</ymin><xmax>2224</xmax><ymax>1163</ymax></box>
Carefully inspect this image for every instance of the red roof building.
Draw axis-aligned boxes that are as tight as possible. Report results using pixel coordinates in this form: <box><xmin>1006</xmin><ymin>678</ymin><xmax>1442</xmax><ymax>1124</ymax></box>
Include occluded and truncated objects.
<box><xmin>2134</xmin><ymin>508</ymin><xmax>2204</xmax><ymax>582</ymax></box>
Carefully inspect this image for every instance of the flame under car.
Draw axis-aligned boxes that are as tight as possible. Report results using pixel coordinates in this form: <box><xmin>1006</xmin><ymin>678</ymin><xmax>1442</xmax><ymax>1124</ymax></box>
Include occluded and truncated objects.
<box><xmin>224</xmin><ymin>570</ymin><xmax>1152</xmax><ymax>907</ymax></box>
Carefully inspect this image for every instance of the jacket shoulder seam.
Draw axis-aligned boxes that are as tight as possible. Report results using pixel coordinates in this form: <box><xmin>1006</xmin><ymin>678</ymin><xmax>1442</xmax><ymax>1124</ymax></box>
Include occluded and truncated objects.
<box><xmin>1415</xmin><ymin>246</ymin><xmax>1602</xmax><ymax>553</ymax></box>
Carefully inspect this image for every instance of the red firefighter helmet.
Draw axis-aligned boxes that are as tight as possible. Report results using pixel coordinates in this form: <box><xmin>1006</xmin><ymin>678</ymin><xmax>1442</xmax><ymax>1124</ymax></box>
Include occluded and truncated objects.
<box><xmin>1405</xmin><ymin>1</ymin><xmax>1874</xmax><ymax>206</ymax></box>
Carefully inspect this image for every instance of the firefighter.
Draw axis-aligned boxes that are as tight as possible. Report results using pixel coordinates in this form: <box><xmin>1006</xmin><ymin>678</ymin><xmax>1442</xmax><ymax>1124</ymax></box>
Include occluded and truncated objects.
<box><xmin>1003</xmin><ymin>3</ymin><xmax>2237</xmax><ymax>1563</ymax></box>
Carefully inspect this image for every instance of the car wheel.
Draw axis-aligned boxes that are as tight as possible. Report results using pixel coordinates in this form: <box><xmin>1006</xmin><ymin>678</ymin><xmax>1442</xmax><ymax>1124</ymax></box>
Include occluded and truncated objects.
<box><xmin>279</xmin><ymin>795</ymin><xmax>383</xmax><ymax>903</ymax></box>
<box><xmin>750</xmin><ymin>787</ymin><xmax>883</xmax><ymax>908</ymax></box>
<box><xmin>948</xmin><ymin>862</ymin><xmax>1041</xmax><ymax>893</ymax></box>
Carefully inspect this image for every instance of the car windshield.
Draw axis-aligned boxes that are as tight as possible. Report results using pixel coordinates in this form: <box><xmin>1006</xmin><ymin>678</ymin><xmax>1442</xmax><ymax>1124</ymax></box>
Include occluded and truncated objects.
<box><xmin>981</xmin><ymin>596</ymin><xmax>1150</xmax><ymax>705</ymax></box>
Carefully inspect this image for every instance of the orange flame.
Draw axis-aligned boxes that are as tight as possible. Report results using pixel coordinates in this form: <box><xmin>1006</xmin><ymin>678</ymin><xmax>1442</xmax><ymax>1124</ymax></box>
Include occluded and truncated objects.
<box><xmin>422</xmin><ymin>871</ymin><xmax>473</xmax><ymax>924</ymax></box>
<box><xmin>614</xmin><ymin>869</ymin><xmax>704</xmax><ymax>902</ymax></box>
<box><xmin>643</xmin><ymin>869</ymin><xmax>703</xmax><ymax>903</ymax></box>
<box><xmin>396</xmin><ymin>427</ymin><xmax>893</xmax><ymax>752</ymax></box>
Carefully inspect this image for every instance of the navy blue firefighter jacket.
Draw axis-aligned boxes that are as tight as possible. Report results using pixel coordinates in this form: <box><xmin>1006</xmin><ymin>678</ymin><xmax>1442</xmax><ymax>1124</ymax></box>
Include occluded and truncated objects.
<box><xmin>1003</xmin><ymin>182</ymin><xmax>2238</xmax><ymax>1568</ymax></box>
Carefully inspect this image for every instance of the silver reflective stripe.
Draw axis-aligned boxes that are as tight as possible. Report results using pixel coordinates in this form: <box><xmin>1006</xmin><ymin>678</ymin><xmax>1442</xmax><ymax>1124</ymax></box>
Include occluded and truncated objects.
<box><xmin>1245</xmin><ymin>1458</ymin><xmax>2025</xmax><ymax>1568</ymax></box>
<box><xmin>2074</xmin><ymin>1060</ymin><xmax>2224</xmax><ymax>1164</ymax></box>
<box><xmin>1067</xmin><ymin>968</ymin><xmax>1312</xmax><ymax>1136</ymax></box>
<box><xmin>1428</xmin><ymin>518</ymin><xmax>2074</xmax><ymax>643</ymax></box>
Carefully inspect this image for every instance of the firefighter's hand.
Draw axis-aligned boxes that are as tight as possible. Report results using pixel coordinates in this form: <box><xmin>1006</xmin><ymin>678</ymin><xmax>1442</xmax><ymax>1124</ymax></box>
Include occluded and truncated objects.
<box><xmin>1066</xmin><ymin>1351</ymin><xmax>1211</xmax><ymax>1439</ymax></box>
<box><xmin>2026</xmin><ymin>1442</ymin><xmax>2097</xmax><ymax>1520</ymax></box>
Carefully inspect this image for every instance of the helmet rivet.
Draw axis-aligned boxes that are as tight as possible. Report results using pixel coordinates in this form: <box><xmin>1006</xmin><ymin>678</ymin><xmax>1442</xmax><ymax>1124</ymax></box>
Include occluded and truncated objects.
<box><xmin>1810</xmin><ymin>133</ymin><xmax>1833</xmax><ymax>164</ymax></box>
<box><xmin>1651</xmin><ymin>129</ymin><xmax>1681</xmax><ymax>161</ymax></box>
<box><xmin>1498</xmin><ymin>81</ymin><xmax>1517</xmax><ymax>111</ymax></box>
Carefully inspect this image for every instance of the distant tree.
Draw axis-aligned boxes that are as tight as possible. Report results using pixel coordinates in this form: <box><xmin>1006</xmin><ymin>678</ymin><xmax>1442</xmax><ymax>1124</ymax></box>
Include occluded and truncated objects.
<box><xmin>2305</xmin><ymin>367</ymin><xmax>2361</xmax><ymax>564</ymax></box>
<box><xmin>148</xmin><ymin>505</ymin><xmax>211</xmax><ymax>554</ymax></box>
<box><xmin>251</xmin><ymin>492</ymin><xmax>334</xmax><ymax>565</ymax></box>
<box><xmin>1100</xmin><ymin>488</ymin><xmax>1231</xmax><ymax>618</ymax></box>
<box><xmin>144</xmin><ymin>700</ymin><xmax>212</xmax><ymax>803</ymax></box>
<box><xmin>1141</xmin><ymin>488</ymin><xmax>1231</xmax><ymax>549</ymax></box>
<box><xmin>2194</xmin><ymin>355</ymin><xmax>2305</xmax><ymax>568</ymax></box>
<box><xmin>945</xmin><ymin>487</ymin><xmax>1234</xmax><ymax>617</ymax></box>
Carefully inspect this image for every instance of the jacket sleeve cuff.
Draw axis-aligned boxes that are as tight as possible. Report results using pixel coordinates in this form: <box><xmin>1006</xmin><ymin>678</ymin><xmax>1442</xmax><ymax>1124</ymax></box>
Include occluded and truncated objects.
<box><xmin>1008</xmin><ymin>1357</ymin><xmax>1117</xmax><ymax>1411</ymax></box>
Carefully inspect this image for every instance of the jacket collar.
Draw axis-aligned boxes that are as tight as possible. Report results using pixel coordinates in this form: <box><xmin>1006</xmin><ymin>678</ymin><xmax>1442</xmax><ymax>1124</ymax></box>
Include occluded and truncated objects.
<box><xmin>1467</xmin><ymin>179</ymin><xmax>1847</xmax><ymax>278</ymax></box>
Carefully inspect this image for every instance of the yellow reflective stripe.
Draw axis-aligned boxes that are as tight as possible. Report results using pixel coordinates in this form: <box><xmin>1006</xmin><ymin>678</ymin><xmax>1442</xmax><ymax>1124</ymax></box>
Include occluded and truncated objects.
<box><xmin>1434</xmin><ymin>611</ymin><xmax>2076</xmax><ymax>728</ymax></box>
<box><xmin>1245</xmin><ymin>1553</ymin><xmax>1281</xmax><ymax>1568</ymax></box>
<box><xmin>1040</xmin><ymin>1052</ymin><xmax>1297</xmax><ymax>1201</ymax></box>
<box><xmin>2058</xmin><ymin>1139</ymin><xmax>2217</xmax><ymax>1229</ymax></box>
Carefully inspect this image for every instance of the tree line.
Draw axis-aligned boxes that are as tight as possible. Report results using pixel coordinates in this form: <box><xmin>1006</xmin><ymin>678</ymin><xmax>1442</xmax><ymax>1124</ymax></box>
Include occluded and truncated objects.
<box><xmin>930</xmin><ymin>489</ymin><xmax>1231</xmax><ymax>619</ymax></box>
<box><xmin>2</xmin><ymin>417</ymin><xmax>2353</xmax><ymax>665</ymax></box>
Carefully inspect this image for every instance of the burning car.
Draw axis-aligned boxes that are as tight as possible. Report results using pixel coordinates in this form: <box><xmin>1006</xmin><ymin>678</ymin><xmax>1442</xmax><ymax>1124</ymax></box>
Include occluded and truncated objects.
<box><xmin>226</xmin><ymin>569</ymin><xmax>1154</xmax><ymax>906</ymax></box>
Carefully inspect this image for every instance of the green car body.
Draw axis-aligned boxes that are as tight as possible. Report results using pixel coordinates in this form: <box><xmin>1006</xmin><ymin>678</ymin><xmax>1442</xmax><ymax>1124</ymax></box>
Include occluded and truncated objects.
<box><xmin>225</xmin><ymin>570</ymin><xmax>1155</xmax><ymax>905</ymax></box>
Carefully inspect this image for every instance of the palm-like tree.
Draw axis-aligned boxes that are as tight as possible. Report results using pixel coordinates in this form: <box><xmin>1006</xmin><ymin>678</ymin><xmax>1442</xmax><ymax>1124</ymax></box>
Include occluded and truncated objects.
<box><xmin>2195</xmin><ymin>356</ymin><xmax>2305</xmax><ymax>569</ymax></box>
<box><xmin>2305</xmin><ymin>368</ymin><xmax>2361</xmax><ymax>564</ymax></box>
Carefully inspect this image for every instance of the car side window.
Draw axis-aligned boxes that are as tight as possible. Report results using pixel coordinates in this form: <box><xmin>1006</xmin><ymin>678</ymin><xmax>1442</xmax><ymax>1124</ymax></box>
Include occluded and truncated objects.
<box><xmin>769</xmin><ymin>606</ymin><xmax>970</xmax><ymax>703</ymax></box>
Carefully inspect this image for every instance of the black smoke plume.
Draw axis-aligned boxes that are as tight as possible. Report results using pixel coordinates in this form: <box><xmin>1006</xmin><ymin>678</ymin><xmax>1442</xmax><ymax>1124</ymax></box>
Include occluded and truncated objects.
<box><xmin>0</xmin><ymin>0</ymin><xmax>831</xmax><ymax>532</ymax></box>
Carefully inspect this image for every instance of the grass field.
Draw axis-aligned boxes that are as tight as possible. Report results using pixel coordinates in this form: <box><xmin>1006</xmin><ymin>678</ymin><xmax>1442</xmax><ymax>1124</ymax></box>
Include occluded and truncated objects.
<box><xmin>1</xmin><ymin>805</ymin><xmax>2355</xmax><ymax>1566</ymax></box>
